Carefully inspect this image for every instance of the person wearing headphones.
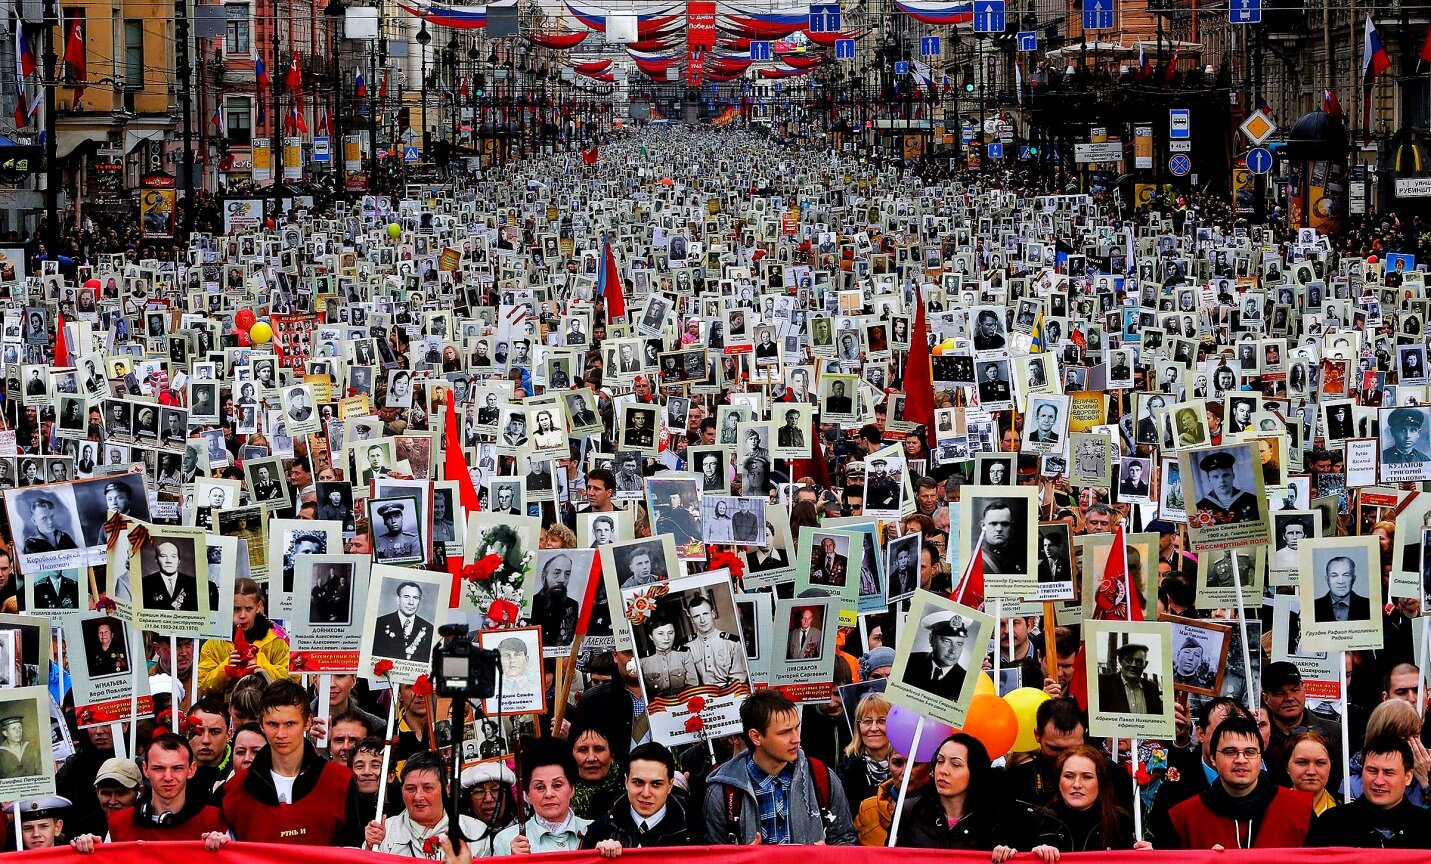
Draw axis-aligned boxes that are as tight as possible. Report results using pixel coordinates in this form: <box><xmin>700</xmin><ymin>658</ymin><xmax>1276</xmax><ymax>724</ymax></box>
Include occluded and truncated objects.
<box><xmin>69</xmin><ymin>734</ymin><xmax>227</xmax><ymax>849</ymax></box>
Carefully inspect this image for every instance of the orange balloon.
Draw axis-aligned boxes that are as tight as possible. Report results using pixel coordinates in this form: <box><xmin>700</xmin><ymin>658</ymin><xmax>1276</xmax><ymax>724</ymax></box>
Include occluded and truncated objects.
<box><xmin>957</xmin><ymin>693</ymin><xmax>1018</xmax><ymax>759</ymax></box>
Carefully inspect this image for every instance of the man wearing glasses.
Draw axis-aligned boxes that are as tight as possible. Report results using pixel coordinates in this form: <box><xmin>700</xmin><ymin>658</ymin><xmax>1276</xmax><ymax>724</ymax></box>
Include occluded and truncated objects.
<box><xmin>1162</xmin><ymin>714</ymin><xmax>1314</xmax><ymax>848</ymax></box>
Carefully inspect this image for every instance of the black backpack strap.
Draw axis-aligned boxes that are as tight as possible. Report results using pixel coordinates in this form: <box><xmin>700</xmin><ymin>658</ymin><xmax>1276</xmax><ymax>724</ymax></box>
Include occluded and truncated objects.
<box><xmin>806</xmin><ymin>757</ymin><xmax>836</xmax><ymax>832</ymax></box>
<box><xmin>724</xmin><ymin>782</ymin><xmax>742</xmax><ymax>843</ymax></box>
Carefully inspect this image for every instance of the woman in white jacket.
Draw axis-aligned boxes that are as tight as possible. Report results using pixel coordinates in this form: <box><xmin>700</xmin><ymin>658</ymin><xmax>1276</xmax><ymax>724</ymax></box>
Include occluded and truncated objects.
<box><xmin>365</xmin><ymin>752</ymin><xmax>490</xmax><ymax>859</ymax></box>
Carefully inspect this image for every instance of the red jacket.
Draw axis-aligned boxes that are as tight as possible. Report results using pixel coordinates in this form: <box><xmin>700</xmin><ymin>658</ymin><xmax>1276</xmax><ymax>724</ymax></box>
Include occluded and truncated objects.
<box><xmin>107</xmin><ymin>797</ymin><xmax>227</xmax><ymax>842</ymax></box>
<box><xmin>1168</xmin><ymin>784</ymin><xmax>1313</xmax><ymax>849</ymax></box>
<box><xmin>219</xmin><ymin>741</ymin><xmax>363</xmax><ymax>846</ymax></box>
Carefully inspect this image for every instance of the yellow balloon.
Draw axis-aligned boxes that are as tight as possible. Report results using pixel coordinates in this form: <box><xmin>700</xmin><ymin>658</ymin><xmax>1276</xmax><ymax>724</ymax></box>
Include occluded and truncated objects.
<box><xmin>1004</xmin><ymin>686</ymin><xmax>1051</xmax><ymax>753</ymax></box>
<box><xmin>973</xmin><ymin>672</ymin><xmax>996</xmax><ymax>697</ymax></box>
<box><xmin>249</xmin><ymin>321</ymin><xmax>274</xmax><ymax>345</ymax></box>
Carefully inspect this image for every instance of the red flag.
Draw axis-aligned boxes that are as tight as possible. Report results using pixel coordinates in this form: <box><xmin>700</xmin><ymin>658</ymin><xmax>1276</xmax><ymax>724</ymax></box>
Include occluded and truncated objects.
<box><xmin>581</xmin><ymin>146</ymin><xmax>599</xmax><ymax>165</ymax></box>
<box><xmin>285</xmin><ymin>54</ymin><xmax>302</xmax><ymax>90</ymax></box>
<box><xmin>1067</xmin><ymin>646</ymin><xmax>1090</xmax><ymax>710</ymax></box>
<box><xmin>444</xmin><ymin>401</ymin><xmax>481</xmax><ymax>608</ymax></box>
<box><xmin>951</xmin><ymin>537</ymin><xmax>985</xmax><ymax>609</ymax></box>
<box><xmin>599</xmin><ymin>237</ymin><xmax>625</xmax><ymax>321</ymax></box>
<box><xmin>378</xmin><ymin>71</ymin><xmax>387</xmax><ymax>101</ymax></box>
<box><xmin>1093</xmin><ymin>524</ymin><xmax>1144</xmax><ymax>623</ymax></box>
<box><xmin>786</xmin><ymin>412</ymin><xmax>830</xmax><ymax>490</ymax></box>
<box><xmin>443</xmin><ymin>401</ymin><xmax>481</xmax><ymax>515</ymax></box>
<box><xmin>1162</xmin><ymin>47</ymin><xmax>1179</xmax><ymax>85</ymax></box>
<box><xmin>903</xmin><ymin>285</ymin><xmax>935</xmax><ymax>434</ymax></box>
<box><xmin>63</xmin><ymin>20</ymin><xmax>85</xmax><ymax>99</ymax></box>
<box><xmin>54</xmin><ymin>312</ymin><xmax>68</xmax><ymax>366</ymax></box>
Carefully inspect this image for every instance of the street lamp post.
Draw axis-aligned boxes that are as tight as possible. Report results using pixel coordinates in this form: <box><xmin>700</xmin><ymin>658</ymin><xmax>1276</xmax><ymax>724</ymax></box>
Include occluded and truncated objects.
<box><xmin>325</xmin><ymin>0</ymin><xmax>346</xmax><ymax>197</ymax></box>
<box><xmin>176</xmin><ymin>0</ymin><xmax>193</xmax><ymax>237</ymax></box>
<box><xmin>416</xmin><ymin>20</ymin><xmax>430</xmax><ymax>155</ymax></box>
<box><xmin>42</xmin><ymin>0</ymin><xmax>59</xmax><ymax>254</ymax></box>
<box><xmin>270</xmin><ymin>26</ymin><xmax>283</xmax><ymax>219</ymax></box>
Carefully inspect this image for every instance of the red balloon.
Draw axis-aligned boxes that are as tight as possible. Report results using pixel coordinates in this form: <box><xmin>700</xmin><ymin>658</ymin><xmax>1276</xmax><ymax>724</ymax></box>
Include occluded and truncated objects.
<box><xmin>234</xmin><ymin>308</ymin><xmax>257</xmax><ymax>331</ymax></box>
<box><xmin>956</xmin><ymin>694</ymin><xmax>1018</xmax><ymax>760</ymax></box>
<box><xmin>1368</xmin><ymin>255</ymin><xmax>1380</xmax><ymax>264</ymax></box>
<box><xmin>235</xmin><ymin>329</ymin><xmax>252</xmax><ymax>347</ymax></box>
<box><xmin>83</xmin><ymin>278</ymin><xmax>101</xmax><ymax>290</ymax></box>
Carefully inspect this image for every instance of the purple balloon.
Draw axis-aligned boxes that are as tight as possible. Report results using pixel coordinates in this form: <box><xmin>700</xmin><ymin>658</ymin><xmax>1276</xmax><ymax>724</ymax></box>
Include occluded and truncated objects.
<box><xmin>886</xmin><ymin>704</ymin><xmax>955</xmax><ymax>761</ymax></box>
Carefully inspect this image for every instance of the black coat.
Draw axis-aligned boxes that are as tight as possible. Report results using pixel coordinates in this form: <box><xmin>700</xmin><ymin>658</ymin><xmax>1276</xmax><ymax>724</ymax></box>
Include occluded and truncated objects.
<box><xmin>582</xmin><ymin>794</ymin><xmax>692</xmax><ymax>849</ymax></box>
<box><xmin>894</xmin><ymin>795</ymin><xmax>999</xmax><ymax>849</ymax></box>
<box><xmin>1305</xmin><ymin>798</ymin><xmax>1431</xmax><ymax>848</ymax></box>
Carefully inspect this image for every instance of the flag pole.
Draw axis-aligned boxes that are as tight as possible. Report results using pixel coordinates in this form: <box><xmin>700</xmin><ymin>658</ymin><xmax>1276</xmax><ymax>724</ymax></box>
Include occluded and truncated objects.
<box><xmin>885</xmin><ymin>716</ymin><xmax>925</xmax><ymax>847</ymax></box>
<box><xmin>1228</xmin><ymin>550</ymin><xmax>1256</xmax><ymax>714</ymax></box>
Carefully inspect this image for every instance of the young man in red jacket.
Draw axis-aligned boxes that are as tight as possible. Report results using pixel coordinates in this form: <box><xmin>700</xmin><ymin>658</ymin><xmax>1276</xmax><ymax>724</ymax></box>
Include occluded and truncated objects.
<box><xmin>209</xmin><ymin>680</ymin><xmax>364</xmax><ymax>848</ymax></box>
<box><xmin>1163</xmin><ymin>715</ymin><xmax>1313</xmax><ymax>849</ymax></box>
<box><xmin>69</xmin><ymin>734</ymin><xmax>227</xmax><ymax>849</ymax></box>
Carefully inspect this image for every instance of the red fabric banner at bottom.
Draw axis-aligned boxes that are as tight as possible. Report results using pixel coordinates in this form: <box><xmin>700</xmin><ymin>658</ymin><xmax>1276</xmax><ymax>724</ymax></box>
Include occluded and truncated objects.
<box><xmin>5</xmin><ymin>841</ymin><xmax>1417</xmax><ymax>864</ymax></box>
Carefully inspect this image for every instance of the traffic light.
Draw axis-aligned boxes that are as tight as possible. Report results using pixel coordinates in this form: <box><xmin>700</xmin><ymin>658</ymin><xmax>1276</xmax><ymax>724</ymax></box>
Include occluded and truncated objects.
<box><xmin>398</xmin><ymin>107</ymin><xmax>410</xmax><ymax>129</ymax></box>
<box><xmin>962</xmin><ymin>64</ymin><xmax>975</xmax><ymax>92</ymax></box>
<box><xmin>474</xmin><ymin>74</ymin><xmax>485</xmax><ymax>97</ymax></box>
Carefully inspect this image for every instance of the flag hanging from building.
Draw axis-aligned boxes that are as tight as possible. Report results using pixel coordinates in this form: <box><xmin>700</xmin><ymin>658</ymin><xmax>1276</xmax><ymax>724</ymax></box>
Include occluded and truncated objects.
<box><xmin>255</xmin><ymin>56</ymin><xmax>269</xmax><ymax>88</ymax></box>
<box><xmin>63</xmin><ymin>18</ymin><xmax>85</xmax><ymax>100</ymax></box>
<box><xmin>285</xmin><ymin>54</ymin><xmax>302</xmax><ymax>90</ymax></box>
<box><xmin>211</xmin><ymin>104</ymin><xmax>225</xmax><ymax>135</ymax></box>
<box><xmin>1363</xmin><ymin>14</ymin><xmax>1391</xmax><ymax>146</ymax></box>
<box><xmin>1322</xmin><ymin>88</ymin><xmax>1342</xmax><ymax>117</ymax></box>
<box><xmin>354</xmin><ymin>69</ymin><xmax>367</xmax><ymax>98</ymax></box>
<box><xmin>12</xmin><ymin>13</ymin><xmax>39</xmax><ymax>128</ymax></box>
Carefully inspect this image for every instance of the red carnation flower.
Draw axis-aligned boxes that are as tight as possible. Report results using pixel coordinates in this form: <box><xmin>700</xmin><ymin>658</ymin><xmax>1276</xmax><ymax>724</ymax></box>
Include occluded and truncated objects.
<box><xmin>686</xmin><ymin>696</ymin><xmax>706</xmax><ymax>713</ymax></box>
<box><xmin>373</xmin><ymin>658</ymin><xmax>395</xmax><ymax>677</ymax></box>
<box><xmin>412</xmin><ymin>674</ymin><xmax>434</xmax><ymax>698</ymax></box>
<box><xmin>488</xmin><ymin>599</ymin><xmax>520</xmax><ymax>625</ymax></box>
<box><xmin>684</xmin><ymin>715</ymin><xmax>705</xmax><ymax>733</ymax></box>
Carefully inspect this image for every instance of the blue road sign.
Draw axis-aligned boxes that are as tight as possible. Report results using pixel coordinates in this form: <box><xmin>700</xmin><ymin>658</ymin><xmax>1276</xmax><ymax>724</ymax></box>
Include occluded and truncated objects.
<box><xmin>1016</xmin><ymin>31</ymin><xmax>1037</xmax><ymax>51</ymax></box>
<box><xmin>835</xmin><ymin>38</ymin><xmax>855</xmax><ymax>59</ymax></box>
<box><xmin>988</xmin><ymin>142</ymin><xmax>1004</xmax><ymax>159</ymax></box>
<box><xmin>750</xmin><ymin>41</ymin><xmax>772</xmax><ymax>61</ymax></box>
<box><xmin>1169</xmin><ymin>108</ymin><xmax>1191</xmax><ymax>139</ymax></box>
<box><xmin>920</xmin><ymin>36</ymin><xmax>941</xmax><ymax>56</ymax></box>
<box><xmin>1246</xmin><ymin>147</ymin><xmax>1273</xmax><ymax>174</ymax></box>
<box><xmin>809</xmin><ymin>4</ymin><xmax>841</xmax><ymax>33</ymax></box>
<box><xmin>403</xmin><ymin>145</ymin><xmax>420</xmax><ymax>163</ymax></box>
<box><xmin>1081</xmin><ymin>0</ymin><xmax>1114</xmax><ymax>30</ymax></box>
<box><xmin>973</xmin><ymin>0</ymin><xmax>1006</xmax><ymax>33</ymax></box>
<box><xmin>1169</xmin><ymin>153</ymin><xmax>1191</xmax><ymax>176</ymax></box>
<box><xmin>894</xmin><ymin>60</ymin><xmax>910</xmax><ymax>75</ymax></box>
<box><xmin>1229</xmin><ymin>0</ymin><xmax>1261</xmax><ymax>23</ymax></box>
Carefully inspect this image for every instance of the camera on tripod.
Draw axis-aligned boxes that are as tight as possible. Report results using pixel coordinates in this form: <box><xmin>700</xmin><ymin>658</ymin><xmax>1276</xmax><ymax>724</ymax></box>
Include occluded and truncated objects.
<box><xmin>432</xmin><ymin>623</ymin><xmax>500</xmax><ymax>700</ymax></box>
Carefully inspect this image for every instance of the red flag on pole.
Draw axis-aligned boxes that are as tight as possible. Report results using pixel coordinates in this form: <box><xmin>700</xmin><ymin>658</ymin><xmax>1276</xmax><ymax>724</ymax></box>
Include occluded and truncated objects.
<box><xmin>903</xmin><ymin>284</ymin><xmax>935</xmax><ymax>434</ymax></box>
<box><xmin>598</xmin><ymin>237</ymin><xmax>625</xmax><ymax>321</ymax></box>
<box><xmin>63</xmin><ymin>19</ymin><xmax>85</xmax><ymax>99</ymax></box>
<box><xmin>444</xmin><ymin>401</ymin><xmax>481</xmax><ymax>516</ymax></box>
<box><xmin>581</xmin><ymin>146</ymin><xmax>599</xmax><ymax>165</ymax></box>
<box><xmin>54</xmin><ymin>312</ymin><xmax>68</xmax><ymax>366</ymax></box>
<box><xmin>1420</xmin><ymin>21</ymin><xmax>1431</xmax><ymax>64</ymax></box>
<box><xmin>951</xmin><ymin>537</ymin><xmax>985</xmax><ymax>609</ymax></box>
<box><xmin>285</xmin><ymin>54</ymin><xmax>302</xmax><ymax>90</ymax></box>
<box><xmin>1070</xmin><ymin>523</ymin><xmax>1144</xmax><ymax>711</ymax></box>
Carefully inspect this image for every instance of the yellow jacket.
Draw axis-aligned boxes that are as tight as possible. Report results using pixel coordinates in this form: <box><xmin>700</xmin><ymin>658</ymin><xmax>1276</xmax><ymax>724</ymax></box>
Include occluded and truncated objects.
<box><xmin>854</xmin><ymin>776</ymin><xmax>898</xmax><ymax>846</ymax></box>
<box><xmin>197</xmin><ymin>627</ymin><xmax>290</xmax><ymax>698</ymax></box>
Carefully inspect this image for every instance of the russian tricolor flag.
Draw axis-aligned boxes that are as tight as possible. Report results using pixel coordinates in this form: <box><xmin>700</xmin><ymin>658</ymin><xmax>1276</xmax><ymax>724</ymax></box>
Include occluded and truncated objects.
<box><xmin>1364</xmin><ymin>14</ymin><xmax>1391</xmax><ymax>84</ymax></box>
<box><xmin>354</xmin><ymin>69</ymin><xmax>367</xmax><ymax>97</ymax></box>
<box><xmin>1363</xmin><ymin>14</ymin><xmax>1391</xmax><ymax>146</ymax></box>
<box><xmin>255</xmin><ymin>55</ymin><xmax>269</xmax><ymax>87</ymax></box>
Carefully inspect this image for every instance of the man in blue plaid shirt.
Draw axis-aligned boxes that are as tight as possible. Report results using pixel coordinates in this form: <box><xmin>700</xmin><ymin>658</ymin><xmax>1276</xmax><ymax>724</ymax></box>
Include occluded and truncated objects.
<box><xmin>703</xmin><ymin>690</ymin><xmax>857</xmax><ymax>845</ymax></box>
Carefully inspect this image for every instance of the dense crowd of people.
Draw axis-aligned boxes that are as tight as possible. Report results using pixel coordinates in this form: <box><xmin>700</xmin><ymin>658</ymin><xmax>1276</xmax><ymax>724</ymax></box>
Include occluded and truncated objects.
<box><xmin>0</xmin><ymin>124</ymin><xmax>1429</xmax><ymax>864</ymax></box>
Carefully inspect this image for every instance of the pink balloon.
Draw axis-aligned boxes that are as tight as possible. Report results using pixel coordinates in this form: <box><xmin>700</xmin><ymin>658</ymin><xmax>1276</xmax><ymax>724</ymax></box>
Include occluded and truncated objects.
<box><xmin>887</xmin><ymin>705</ymin><xmax>954</xmax><ymax>762</ymax></box>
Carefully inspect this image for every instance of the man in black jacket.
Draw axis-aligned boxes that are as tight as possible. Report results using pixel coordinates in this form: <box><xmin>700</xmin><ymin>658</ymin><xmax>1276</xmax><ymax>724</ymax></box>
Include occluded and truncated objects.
<box><xmin>582</xmin><ymin>742</ymin><xmax>691</xmax><ymax>856</ymax></box>
<box><xmin>1305</xmin><ymin>735</ymin><xmax>1431</xmax><ymax>848</ymax></box>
